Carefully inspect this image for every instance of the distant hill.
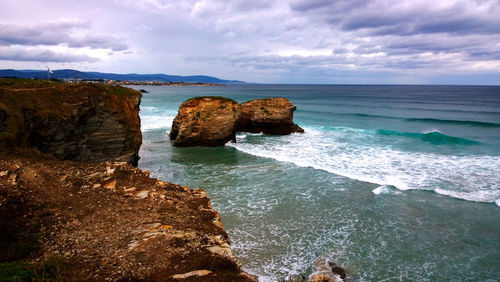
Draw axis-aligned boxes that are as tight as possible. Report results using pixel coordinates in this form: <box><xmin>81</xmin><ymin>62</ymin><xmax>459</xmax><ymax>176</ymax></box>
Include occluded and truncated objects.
<box><xmin>0</xmin><ymin>69</ymin><xmax>246</xmax><ymax>84</ymax></box>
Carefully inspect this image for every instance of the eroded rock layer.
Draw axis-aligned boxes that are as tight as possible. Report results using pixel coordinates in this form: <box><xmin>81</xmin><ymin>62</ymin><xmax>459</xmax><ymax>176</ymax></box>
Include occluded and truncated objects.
<box><xmin>0</xmin><ymin>79</ymin><xmax>142</xmax><ymax>165</ymax></box>
<box><xmin>170</xmin><ymin>96</ymin><xmax>240</xmax><ymax>146</ymax></box>
<box><xmin>236</xmin><ymin>97</ymin><xmax>304</xmax><ymax>135</ymax></box>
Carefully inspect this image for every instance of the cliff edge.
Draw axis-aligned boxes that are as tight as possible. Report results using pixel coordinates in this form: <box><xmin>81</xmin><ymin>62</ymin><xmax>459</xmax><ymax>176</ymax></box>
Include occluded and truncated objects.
<box><xmin>0</xmin><ymin>153</ymin><xmax>256</xmax><ymax>281</ymax></box>
<box><xmin>0</xmin><ymin>79</ymin><xmax>142</xmax><ymax>166</ymax></box>
<box><xmin>0</xmin><ymin>79</ymin><xmax>255</xmax><ymax>281</ymax></box>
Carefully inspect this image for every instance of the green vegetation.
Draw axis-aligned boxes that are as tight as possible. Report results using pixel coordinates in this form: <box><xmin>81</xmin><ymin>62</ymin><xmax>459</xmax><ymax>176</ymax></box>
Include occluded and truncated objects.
<box><xmin>0</xmin><ymin>256</ymin><xmax>69</xmax><ymax>281</ymax></box>
<box><xmin>185</xmin><ymin>96</ymin><xmax>237</xmax><ymax>103</ymax></box>
<box><xmin>0</xmin><ymin>261</ymin><xmax>34</xmax><ymax>281</ymax></box>
<box><xmin>0</xmin><ymin>78</ymin><xmax>137</xmax><ymax>97</ymax></box>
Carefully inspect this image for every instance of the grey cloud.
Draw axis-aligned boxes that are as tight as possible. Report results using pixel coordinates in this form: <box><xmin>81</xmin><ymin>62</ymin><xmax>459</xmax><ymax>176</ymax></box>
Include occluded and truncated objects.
<box><xmin>0</xmin><ymin>47</ymin><xmax>99</xmax><ymax>62</ymax></box>
<box><xmin>69</xmin><ymin>35</ymin><xmax>128</xmax><ymax>51</ymax></box>
<box><xmin>290</xmin><ymin>0</ymin><xmax>367</xmax><ymax>13</ymax></box>
<box><xmin>289</xmin><ymin>0</ymin><xmax>332</xmax><ymax>11</ymax></box>
<box><xmin>0</xmin><ymin>21</ymin><xmax>128</xmax><ymax>51</ymax></box>
<box><xmin>291</xmin><ymin>0</ymin><xmax>500</xmax><ymax>36</ymax></box>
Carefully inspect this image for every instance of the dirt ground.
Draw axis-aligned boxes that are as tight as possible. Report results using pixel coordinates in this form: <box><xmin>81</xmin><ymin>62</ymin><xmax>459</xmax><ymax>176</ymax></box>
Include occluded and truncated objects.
<box><xmin>0</xmin><ymin>149</ymin><xmax>256</xmax><ymax>281</ymax></box>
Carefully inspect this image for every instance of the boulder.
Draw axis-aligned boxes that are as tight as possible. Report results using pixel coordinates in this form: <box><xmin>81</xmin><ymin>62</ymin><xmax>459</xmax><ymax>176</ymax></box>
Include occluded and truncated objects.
<box><xmin>0</xmin><ymin>79</ymin><xmax>142</xmax><ymax>166</ymax></box>
<box><xmin>309</xmin><ymin>258</ymin><xmax>345</xmax><ymax>282</ymax></box>
<box><xmin>170</xmin><ymin>96</ymin><xmax>240</xmax><ymax>146</ymax></box>
<box><xmin>236</xmin><ymin>97</ymin><xmax>304</xmax><ymax>135</ymax></box>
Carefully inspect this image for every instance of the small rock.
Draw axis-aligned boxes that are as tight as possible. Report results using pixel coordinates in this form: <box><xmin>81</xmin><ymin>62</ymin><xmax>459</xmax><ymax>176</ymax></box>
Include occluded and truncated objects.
<box><xmin>328</xmin><ymin>262</ymin><xmax>346</xmax><ymax>280</ymax></box>
<box><xmin>84</xmin><ymin>172</ymin><xmax>103</xmax><ymax>180</ymax></box>
<box><xmin>123</xmin><ymin>187</ymin><xmax>136</xmax><ymax>193</ymax></box>
<box><xmin>309</xmin><ymin>259</ymin><xmax>343</xmax><ymax>282</ymax></box>
<box><xmin>92</xmin><ymin>183</ymin><xmax>102</xmax><ymax>189</ymax></box>
<box><xmin>0</xmin><ymin>170</ymin><xmax>9</xmax><ymax>177</ymax></box>
<box><xmin>135</xmin><ymin>190</ymin><xmax>149</xmax><ymax>199</ymax></box>
<box><xmin>207</xmin><ymin>245</ymin><xmax>234</xmax><ymax>259</ymax></box>
<box><xmin>172</xmin><ymin>269</ymin><xmax>212</xmax><ymax>279</ymax></box>
<box><xmin>105</xmin><ymin>168</ymin><xmax>115</xmax><ymax>176</ymax></box>
<box><xmin>156</xmin><ymin>180</ymin><xmax>167</xmax><ymax>188</ymax></box>
<box><xmin>8</xmin><ymin>174</ymin><xmax>17</xmax><ymax>185</ymax></box>
<box><xmin>103</xmin><ymin>181</ymin><xmax>116</xmax><ymax>189</ymax></box>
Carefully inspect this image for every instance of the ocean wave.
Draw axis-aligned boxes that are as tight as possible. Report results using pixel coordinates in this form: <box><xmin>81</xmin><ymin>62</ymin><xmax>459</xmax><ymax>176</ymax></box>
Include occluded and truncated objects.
<box><xmin>372</xmin><ymin>185</ymin><xmax>401</xmax><ymax>195</ymax></box>
<box><xmin>404</xmin><ymin>118</ymin><xmax>500</xmax><ymax>127</ymax></box>
<box><xmin>141</xmin><ymin>115</ymin><xmax>174</xmax><ymax>131</ymax></box>
<box><xmin>299</xmin><ymin>109</ymin><xmax>500</xmax><ymax>128</ymax></box>
<box><xmin>375</xmin><ymin>129</ymin><xmax>480</xmax><ymax>145</ymax></box>
<box><xmin>228</xmin><ymin>126</ymin><xmax>500</xmax><ymax>204</ymax></box>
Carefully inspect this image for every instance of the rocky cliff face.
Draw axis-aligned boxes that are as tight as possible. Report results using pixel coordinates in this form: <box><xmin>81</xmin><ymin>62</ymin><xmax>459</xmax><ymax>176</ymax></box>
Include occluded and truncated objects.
<box><xmin>236</xmin><ymin>97</ymin><xmax>304</xmax><ymax>135</ymax></box>
<box><xmin>170</xmin><ymin>96</ymin><xmax>240</xmax><ymax>146</ymax></box>
<box><xmin>0</xmin><ymin>79</ymin><xmax>142</xmax><ymax>166</ymax></box>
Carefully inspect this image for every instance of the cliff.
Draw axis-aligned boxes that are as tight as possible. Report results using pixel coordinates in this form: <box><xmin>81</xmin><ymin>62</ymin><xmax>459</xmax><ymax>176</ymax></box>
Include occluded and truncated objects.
<box><xmin>0</xmin><ymin>79</ymin><xmax>255</xmax><ymax>281</ymax></box>
<box><xmin>0</xmin><ymin>79</ymin><xmax>142</xmax><ymax>166</ymax></box>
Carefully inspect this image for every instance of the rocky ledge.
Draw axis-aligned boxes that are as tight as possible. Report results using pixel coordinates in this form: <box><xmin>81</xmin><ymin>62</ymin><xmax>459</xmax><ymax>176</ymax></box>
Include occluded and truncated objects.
<box><xmin>0</xmin><ymin>79</ymin><xmax>142</xmax><ymax>166</ymax></box>
<box><xmin>170</xmin><ymin>96</ymin><xmax>303</xmax><ymax>146</ymax></box>
<box><xmin>0</xmin><ymin>151</ymin><xmax>256</xmax><ymax>281</ymax></box>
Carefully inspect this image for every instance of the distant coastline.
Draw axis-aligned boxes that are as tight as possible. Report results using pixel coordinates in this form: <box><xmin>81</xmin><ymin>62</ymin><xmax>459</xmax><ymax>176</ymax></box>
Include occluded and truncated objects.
<box><xmin>0</xmin><ymin>69</ymin><xmax>246</xmax><ymax>85</ymax></box>
<box><xmin>119</xmin><ymin>81</ymin><xmax>225</xmax><ymax>86</ymax></box>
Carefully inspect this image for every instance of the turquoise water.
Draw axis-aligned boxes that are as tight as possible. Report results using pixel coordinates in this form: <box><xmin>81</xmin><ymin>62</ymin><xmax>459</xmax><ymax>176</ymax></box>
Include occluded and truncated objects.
<box><xmin>133</xmin><ymin>85</ymin><xmax>500</xmax><ymax>281</ymax></box>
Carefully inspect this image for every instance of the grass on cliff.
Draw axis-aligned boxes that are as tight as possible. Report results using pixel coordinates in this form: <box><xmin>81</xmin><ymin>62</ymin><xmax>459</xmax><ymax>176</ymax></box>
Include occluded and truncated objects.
<box><xmin>185</xmin><ymin>96</ymin><xmax>237</xmax><ymax>103</ymax></box>
<box><xmin>0</xmin><ymin>78</ymin><xmax>138</xmax><ymax>97</ymax></box>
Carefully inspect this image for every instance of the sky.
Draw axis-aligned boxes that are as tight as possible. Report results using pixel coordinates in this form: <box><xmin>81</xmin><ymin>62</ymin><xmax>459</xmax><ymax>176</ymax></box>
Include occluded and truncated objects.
<box><xmin>0</xmin><ymin>0</ymin><xmax>499</xmax><ymax>84</ymax></box>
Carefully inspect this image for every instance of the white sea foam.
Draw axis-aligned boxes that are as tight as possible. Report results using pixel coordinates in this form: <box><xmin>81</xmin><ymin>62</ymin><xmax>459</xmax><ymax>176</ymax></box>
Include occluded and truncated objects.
<box><xmin>228</xmin><ymin>126</ymin><xmax>500</xmax><ymax>204</ymax></box>
<box><xmin>372</xmin><ymin>185</ymin><xmax>397</xmax><ymax>195</ymax></box>
<box><xmin>141</xmin><ymin>115</ymin><xmax>174</xmax><ymax>131</ymax></box>
<box><xmin>495</xmin><ymin>198</ymin><xmax>500</xmax><ymax>207</ymax></box>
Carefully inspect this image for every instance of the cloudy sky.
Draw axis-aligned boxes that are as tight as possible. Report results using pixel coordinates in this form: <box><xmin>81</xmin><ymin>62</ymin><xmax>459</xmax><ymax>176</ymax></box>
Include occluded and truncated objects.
<box><xmin>1</xmin><ymin>0</ymin><xmax>499</xmax><ymax>84</ymax></box>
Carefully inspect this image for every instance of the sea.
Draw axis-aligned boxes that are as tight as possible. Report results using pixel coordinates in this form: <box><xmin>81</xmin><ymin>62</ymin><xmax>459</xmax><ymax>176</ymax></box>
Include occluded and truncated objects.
<box><xmin>130</xmin><ymin>84</ymin><xmax>500</xmax><ymax>281</ymax></box>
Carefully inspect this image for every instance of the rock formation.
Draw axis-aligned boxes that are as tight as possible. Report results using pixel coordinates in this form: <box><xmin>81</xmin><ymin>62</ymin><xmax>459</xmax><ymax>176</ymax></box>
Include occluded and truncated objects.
<box><xmin>170</xmin><ymin>96</ymin><xmax>240</xmax><ymax>146</ymax></box>
<box><xmin>0</xmin><ymin>79</ymin><xmax>142</xmax><ymax>166</ymax></box>
<box><xmin>236</xmin><ymin>97</ymin><xmax>304</xmax><ymax>135</ymax></box>
<box><xmin>309</xmin><ymin>258</ymin><xmax>346</xmax><ymax>282</ymax></box>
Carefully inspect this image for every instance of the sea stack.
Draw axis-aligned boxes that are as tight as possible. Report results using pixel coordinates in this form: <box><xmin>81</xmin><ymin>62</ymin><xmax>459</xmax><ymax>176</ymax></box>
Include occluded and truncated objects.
<box><xmin>236</xmin><ymin>97</ymin><xmax>304</xmax><ymax>135</ymax></box>
<box><xmin>170</xmin><ymin>96</ymin><xmax>240</xmax><ymax>146</ymax></box>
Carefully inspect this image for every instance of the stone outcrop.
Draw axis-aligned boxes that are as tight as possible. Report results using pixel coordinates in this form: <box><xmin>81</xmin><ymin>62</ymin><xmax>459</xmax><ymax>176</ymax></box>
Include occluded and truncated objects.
<box><xmin>309</xmin><ymin>259</ymin><xmax>346</xmax><ymax>282</ymax></box>
<box><xmin>0</xmin><ymin>152</ymin><xmax>256</xmax><ymax>281</ymax></box>
<box><xmin>170</xmin><ymin>96</ymin><xmax>240</xmax><ymax>146</ymax></box>
<box><xmin>169</xmin><ymin>96</ymin><xmax>304</xmax><ymax>147</ymax></box>
<box><xmin>0</xmin><ymin>79</ymin><xmax>142</xmax><ymax>166</ymax></box>
<box><xmin>236</xmin><ymin>97</ymin><xmax>304</xmax><ymax>135</ymax></box>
